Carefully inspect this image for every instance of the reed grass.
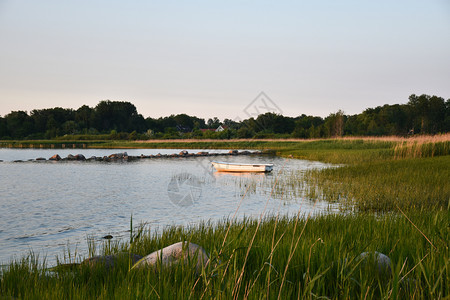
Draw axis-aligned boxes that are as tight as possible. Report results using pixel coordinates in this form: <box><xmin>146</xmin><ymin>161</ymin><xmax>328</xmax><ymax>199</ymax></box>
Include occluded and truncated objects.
<box><xmin>1</xmin><ymin>212</ymin><xmax>448</xmax><ymax>299</ymax></box>
<box><xmin>302</xmin><ymin>155</ymin><xmax>450</xmax><ymax>212</ymax></box>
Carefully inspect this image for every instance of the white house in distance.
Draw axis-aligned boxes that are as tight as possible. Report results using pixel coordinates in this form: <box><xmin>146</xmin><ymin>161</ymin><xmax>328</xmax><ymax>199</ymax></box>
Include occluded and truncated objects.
<box><xmin>200</xmin><ymin>125</ymin><xmax>228</xmax><ymax>133</ymax></box>
<box><xmin>215</xmin><ymin>125</ymin><xmax>228</xmax><ymax>132</ymax></box>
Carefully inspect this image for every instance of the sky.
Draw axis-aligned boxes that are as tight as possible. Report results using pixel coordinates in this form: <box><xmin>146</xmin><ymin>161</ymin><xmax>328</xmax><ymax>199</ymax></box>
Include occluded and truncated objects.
<box><xmin>0</xmin><ymin>0</ymin><xmax>449</xmax><ymax>120</ymax></box>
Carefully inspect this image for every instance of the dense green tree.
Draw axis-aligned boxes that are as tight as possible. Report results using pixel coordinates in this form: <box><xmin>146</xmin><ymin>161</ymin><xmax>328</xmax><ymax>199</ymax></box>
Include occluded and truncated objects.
<box><xmin>75</xmin><ymin>105</ymin><xmax>94</xmax><ymax>131</ymax></box>
<box><xmin>94</xmin><ymin>100</ymin><xmax>145</xmax><ymax>132</ymax></box>
<box><xmin>292</xmin><ymin>115</ymin><xmax>324</xmax><ymax>138</ymax></box>
<box><xmin>173</xmin><ymin>114</ymin><xmax>194</xmax><ymax>129</ymax></box>
<box><xmin>4</xmin><ymin>111</ymin><xmax>34</xmax><ymax>138</ymax></box>
<box><xmin>343</xmin><ymin>115</ymin><xmax>359</xmax><ymax>136</ymax></box>
<box><xmin>30</xmin><ymin>107</ymin><xmax>75</xmax><ymax>135</ymax></box>
<box><xmin>207</xmin><ymin>117</ymin><xmax>220</xmax><ymax>129</ymax></box>
<box><xmin>145</xmin><ymin>117</ymin><xmax>158</xmax><ymax>132</ymax></box>
<box><xmin>253</xmin><ymin>113</ymin><xmax>295</xmax><ymax>134</ymax></box>
<box><xmin>0</xmin><ymin>117</ymin><xmax>7</xmax><ymax>138</ymax></box>
<box><xmin>223</xmin><ymin>118</ymin><xmax>239</xmax><ymax>129</ymax></box>
<box><xmin>324</xmin><ymin>110</ymin><xmax>345</xmax><ymax>137</ymax></box>
<box><xmin>156</xmin><ymin>116</ymin><xmax>178</xmax><ymax>133</ymax></box>
<box><xmin>427</xmin><ymin>96</ymin><xmax>446</xmax><ymax>133</ymax></box>
<box><xmin>406</xmin><ymin>94</ymin><xmax>447</xmax><ymax>134</ymax></box>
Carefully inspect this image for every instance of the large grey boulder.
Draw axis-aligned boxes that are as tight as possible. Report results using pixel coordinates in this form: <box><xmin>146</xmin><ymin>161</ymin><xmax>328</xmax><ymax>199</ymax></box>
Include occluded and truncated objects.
<box><xmin>357</xmin><ymin>251</ymin><xmax>392</xmax><ymax>278</ymax></box>
<box><xmin>81</xmin><ymin>253</ymin><xmax>143</xmax><ymax>269</ymax></box>
<box><xmin>132</xmin><ymin>241</ymin><xmax>209</xmax><ymax>271</ymax></box>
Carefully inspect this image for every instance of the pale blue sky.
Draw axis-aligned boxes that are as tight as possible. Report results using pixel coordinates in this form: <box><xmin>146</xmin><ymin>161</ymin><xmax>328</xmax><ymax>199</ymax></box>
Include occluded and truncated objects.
<box><xmin>1</xmin><ymin>1</ymin><xmax>449</xmax><ymax>120</ymax></box>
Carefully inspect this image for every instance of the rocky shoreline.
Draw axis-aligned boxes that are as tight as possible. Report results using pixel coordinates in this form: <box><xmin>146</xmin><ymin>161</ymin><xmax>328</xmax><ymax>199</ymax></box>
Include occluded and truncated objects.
<box><xmin>6</xmin><ymin>150</ymin><xmax>262</xmax><ymax>163</ymax></box>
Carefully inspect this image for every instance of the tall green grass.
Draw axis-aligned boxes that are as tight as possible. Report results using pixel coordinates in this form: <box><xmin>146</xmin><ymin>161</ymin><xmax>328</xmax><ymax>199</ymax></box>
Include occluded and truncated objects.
<box><xmin>1</xmin><ymin>212</ymin><xmax>448</xmax><ymax>299</ymax></box>
<box><xmin>304</xmin><ymin>156</ymin><xmax>450</xmax><ymax>212</ymax></box>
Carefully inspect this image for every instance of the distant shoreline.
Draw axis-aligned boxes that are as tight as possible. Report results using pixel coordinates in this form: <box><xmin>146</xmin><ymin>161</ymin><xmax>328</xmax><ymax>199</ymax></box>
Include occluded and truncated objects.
<box><xmin>1</xmin><ymin>133</ymin><xmax>449</xmax><ymax>147</ymax></box>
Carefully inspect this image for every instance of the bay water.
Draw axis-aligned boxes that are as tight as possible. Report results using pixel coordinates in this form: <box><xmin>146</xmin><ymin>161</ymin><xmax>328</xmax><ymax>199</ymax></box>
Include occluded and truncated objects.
<box><xmin>0</xmin><ymin>148</ymin><xmax>337</xmax><ymax>265</ymax></box>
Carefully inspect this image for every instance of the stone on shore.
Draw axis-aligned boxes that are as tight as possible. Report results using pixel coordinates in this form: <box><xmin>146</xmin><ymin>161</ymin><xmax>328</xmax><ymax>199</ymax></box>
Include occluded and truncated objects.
<box><xmin>357</xmin><ymin>251</ymin><xmax>392</xmax><ymax>278</ymax></box>
<box><xmin>81</xmin><ymin>253</ymin><xmax>143</xmax><ymax>269</ymax></box>
<box><xmin>132</xmin><ymin>241</ymin><xmax>209</xmax><ymax>272</ymax></box>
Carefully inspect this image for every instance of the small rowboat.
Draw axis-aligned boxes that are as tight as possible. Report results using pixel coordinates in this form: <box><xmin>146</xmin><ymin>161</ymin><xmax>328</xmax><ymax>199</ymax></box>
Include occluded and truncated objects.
<box><xmin>211</xmin><ymin>161</ymin><xmax>273</xmax><ymax>173</ymax></box>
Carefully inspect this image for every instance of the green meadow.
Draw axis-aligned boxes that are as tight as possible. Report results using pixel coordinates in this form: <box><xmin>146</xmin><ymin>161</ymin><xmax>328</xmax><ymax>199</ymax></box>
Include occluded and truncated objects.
<box><xmin>1</xmin><ymin>136</ymin><xmax>449</xmax><ymax>299</ymax></box>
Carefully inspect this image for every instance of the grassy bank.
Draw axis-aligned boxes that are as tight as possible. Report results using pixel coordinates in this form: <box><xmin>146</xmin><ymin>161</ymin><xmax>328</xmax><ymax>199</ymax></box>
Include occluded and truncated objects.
<box><xmin>1</xmin><ymin>135</ymin><xmax>448</xmax><ymax>298</ymax></box>
<box><xmin>305</xmin><ymin>155</ymin><xmax>450</xmax><ymax>211</ymax></box>
<box><xmin>1</xmin><ymin>212</ymin><xmax>448</xmax><ymax>299</ymax></box>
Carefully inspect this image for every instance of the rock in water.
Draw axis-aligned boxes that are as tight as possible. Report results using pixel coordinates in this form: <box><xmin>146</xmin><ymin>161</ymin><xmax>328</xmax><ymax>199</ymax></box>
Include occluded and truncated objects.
<box><xmin>132</xmin><ymin>241</ymin><xmax>209</xmax><ymax>272</ymax></box>
<box><xmin>75</xmin><ymin>154</ymin><xmax>86</xmax><ymax>161</ymax></box>
<box><xmin>49</xmin><ymin>154</ymin><xmax>61</xmax><ymax>161</ymax></box>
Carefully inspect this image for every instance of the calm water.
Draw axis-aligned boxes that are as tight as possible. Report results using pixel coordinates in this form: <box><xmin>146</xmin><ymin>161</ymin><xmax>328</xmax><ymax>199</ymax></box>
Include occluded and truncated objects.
<box><xmin>0</xmin><ymin>148</ymin><xmax>337</xmax><ymax>265</ymax></box>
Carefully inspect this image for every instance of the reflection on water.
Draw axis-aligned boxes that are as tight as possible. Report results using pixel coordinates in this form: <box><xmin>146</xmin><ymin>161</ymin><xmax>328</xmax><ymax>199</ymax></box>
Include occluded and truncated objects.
<box><xmin>0</xmin><ymin>148</ymin><xmax>338</xmax><ymax>265</ymax></box>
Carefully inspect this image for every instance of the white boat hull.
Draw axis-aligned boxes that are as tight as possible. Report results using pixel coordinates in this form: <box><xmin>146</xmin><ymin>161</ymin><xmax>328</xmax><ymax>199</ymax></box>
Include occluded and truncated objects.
<box><xmin>211</xmin><ymin>161</ymin><xmax>273</xmax><ymax>173</ymax></box>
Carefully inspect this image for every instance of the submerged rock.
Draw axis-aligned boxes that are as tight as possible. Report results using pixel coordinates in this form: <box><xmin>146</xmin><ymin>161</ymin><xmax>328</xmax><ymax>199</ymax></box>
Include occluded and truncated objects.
<box><xmin>36</xmin><ymin>157</ymin><xmax>46</xmax><ymax>161</ymax></box>
<box><xmin>132</xmin><ymin>241</ymin><xmax>209</xmax><ymax>272</ymax></box>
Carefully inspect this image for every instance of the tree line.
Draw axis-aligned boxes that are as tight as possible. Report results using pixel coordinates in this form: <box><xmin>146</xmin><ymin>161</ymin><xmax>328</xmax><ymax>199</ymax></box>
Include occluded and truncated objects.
<box><xmin>0</xmin><ymin>94</ymin><xmax>448</xmax><ymax>140</ymax></box>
